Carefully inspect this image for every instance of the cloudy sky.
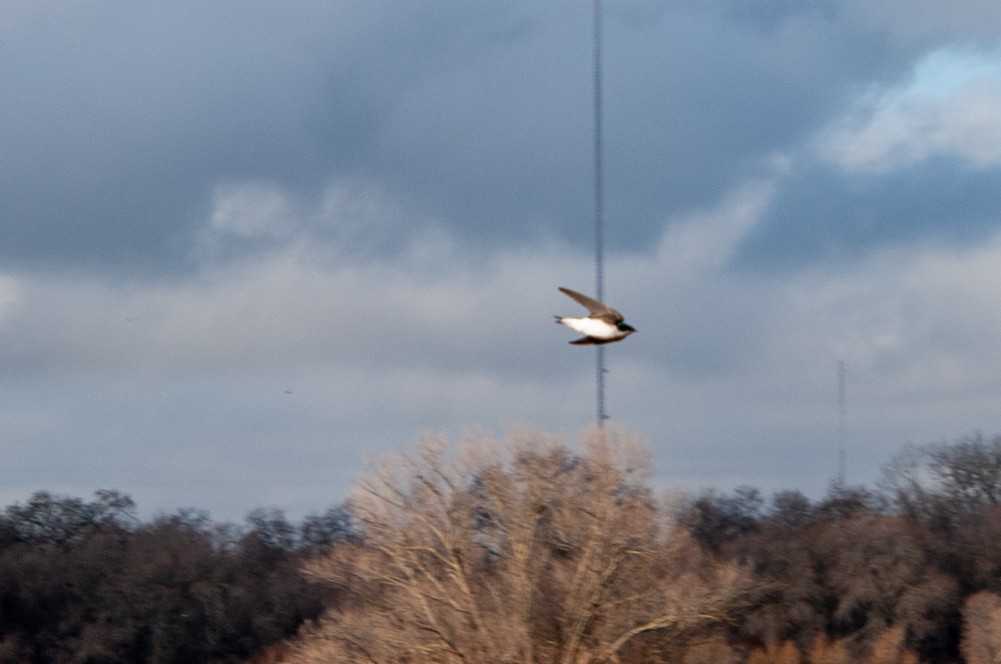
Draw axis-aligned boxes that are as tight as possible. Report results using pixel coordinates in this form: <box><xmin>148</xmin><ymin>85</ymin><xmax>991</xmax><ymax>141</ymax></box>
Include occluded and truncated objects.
<box><xmin>5</xmin><ymin>1</ymin><xmax>1001</xmax><ymax>520</ymax></box>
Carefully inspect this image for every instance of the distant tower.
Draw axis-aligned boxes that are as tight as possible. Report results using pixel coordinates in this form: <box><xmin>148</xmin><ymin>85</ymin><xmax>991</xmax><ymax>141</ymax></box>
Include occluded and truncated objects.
<box><xmin>837</xmin><ymin>360</ymin><xmax>847</xmax><ymax>483</ymax></box>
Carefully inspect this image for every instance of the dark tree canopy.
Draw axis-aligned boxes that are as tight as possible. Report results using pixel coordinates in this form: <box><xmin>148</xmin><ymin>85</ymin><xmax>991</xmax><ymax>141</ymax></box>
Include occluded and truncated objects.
<box><xmin>4</xmin><ymin>431</ymin><xmax>1001</xmax><ymax>663</ymax></box>
<box><xmin>0</xmin><ymin>491</ymin><xmax>341</xmax><ymax>663</ymax></box>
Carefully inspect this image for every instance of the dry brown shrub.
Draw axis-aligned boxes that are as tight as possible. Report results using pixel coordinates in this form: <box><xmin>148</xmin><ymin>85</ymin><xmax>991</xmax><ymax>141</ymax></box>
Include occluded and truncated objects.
<box><xmin>681</xmin><ymin>633</ymin><xmax>740</xmax><ymax>664</ymax></box>
<box><xmin>960</xmin><ymin>591</ymin><xmax>1001</xmax><ymax>664</ymax></box>
<box><xmin>806</xmin><ymin>633</ymin><xmax>851</xmax><ymax>664</ymax></box>
<box><xmin>745</xmin><ymin>640</ymin><xmax>800</xmax><ymax>664</ymax></box>
<box><xmin>867</xmin><ymin>625</ymin><xmax>919</xmax><ymax>664</ymax></box>
<box><xmin>284</xmin><ymin>427</ymin><xmax>750</xmax><ymax>664</ymax></box>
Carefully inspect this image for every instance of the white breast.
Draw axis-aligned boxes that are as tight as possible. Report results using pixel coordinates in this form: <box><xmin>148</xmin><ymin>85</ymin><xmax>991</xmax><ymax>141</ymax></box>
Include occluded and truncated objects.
<box><xmin>560</xmin><ymin>317</ymin><xmax>619</xmax><ymax>339</ymax></box>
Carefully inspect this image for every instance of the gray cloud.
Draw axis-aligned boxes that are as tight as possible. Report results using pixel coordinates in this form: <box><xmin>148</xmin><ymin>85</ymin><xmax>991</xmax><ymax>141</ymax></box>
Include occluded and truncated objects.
<box><xmin>1</xmin><ymin>0</ymin><xmax>960</xmax><ymax>274</ymax></box>
<box><xmin>4</xmin><ymin>2</ymin><xmax>1001</xmax><ymax>518</ymax></box>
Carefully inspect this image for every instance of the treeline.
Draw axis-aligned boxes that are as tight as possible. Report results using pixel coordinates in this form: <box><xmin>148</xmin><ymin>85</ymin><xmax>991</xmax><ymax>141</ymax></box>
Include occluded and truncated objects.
<box><xmin>0</xmin><ymin>491</ymin><xmax>353</xmax><ymax>662</ymax></box>
<box><xmin>4</xmin><ymin>431</ymin><xmax>1001</xmax><ymax>663</ymax></box>
<box><xmin>284</xmin><ymin>431</ymin><xmax>1001</xmax><ymax>664</ymax></box>
<box><xmin>677</xmin><ymin>432</ymin><xmax>1001</xmax><ymax>663</ymax></box>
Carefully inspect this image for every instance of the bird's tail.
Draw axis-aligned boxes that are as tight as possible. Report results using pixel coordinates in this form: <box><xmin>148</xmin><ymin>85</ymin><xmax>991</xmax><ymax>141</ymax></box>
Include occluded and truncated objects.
<box><xmin>554</xmin><ymin>315</ymin><xmax>564</xmax><ymax>324</ymax></box>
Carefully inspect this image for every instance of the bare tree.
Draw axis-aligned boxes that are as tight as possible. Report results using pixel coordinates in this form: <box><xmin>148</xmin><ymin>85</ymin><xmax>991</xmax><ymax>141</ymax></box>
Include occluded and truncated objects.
<box><xmin>928</xmin><ymin>434</ymin><xmax>1001</xmax><ymax>508</ymax></box>
<box><xmin>881</xmin><ymin>433</ymin><xmax>1001</xmax><ymax>524</ymax></box>
<box><xmin>813</xmin><ymin>514</ymin><xmax>958</xmax><ymax>658</ymax></box>
<box><xmin>287</xmin><ymin>428</ymin><xmax>748</xmax><ymax>664</ymax></box>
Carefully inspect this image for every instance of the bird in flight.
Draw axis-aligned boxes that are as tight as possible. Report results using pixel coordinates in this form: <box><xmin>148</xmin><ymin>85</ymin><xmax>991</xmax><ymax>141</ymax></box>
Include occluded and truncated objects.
<box><xmin>554</xmin><ymin>287</ymin><xmax>636</xmax><ymax>345</ymax></box>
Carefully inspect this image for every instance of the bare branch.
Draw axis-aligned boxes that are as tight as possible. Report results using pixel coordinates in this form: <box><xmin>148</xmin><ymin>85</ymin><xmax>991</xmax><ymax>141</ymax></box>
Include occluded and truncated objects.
<box><xmin>286</xmin><ymin>427</ymin><xmax>747</xmax><ymax>663</ymax></box>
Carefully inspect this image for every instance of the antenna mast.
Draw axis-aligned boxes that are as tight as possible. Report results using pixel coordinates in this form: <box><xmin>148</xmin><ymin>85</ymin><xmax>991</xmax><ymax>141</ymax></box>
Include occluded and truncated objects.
<box><xmin>837</xmin><ymin>360</ymin><xmax>847</xmax><ymax>482</ymax></box>
<box><xmin>593</xmin><ymin>0</ymin><xmax>608</xmax><ymax>426</ymax></box>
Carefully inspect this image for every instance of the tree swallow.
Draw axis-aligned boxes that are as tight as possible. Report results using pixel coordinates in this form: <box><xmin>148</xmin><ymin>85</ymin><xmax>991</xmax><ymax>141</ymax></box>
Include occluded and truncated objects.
<box><xmin>554</xmin><ymin>287</ymin><xmax>636</xmax><ymax>345</ymax></box>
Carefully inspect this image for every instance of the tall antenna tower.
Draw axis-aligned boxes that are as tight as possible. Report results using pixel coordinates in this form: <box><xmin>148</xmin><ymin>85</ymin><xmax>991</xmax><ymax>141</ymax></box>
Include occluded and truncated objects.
<box><xmin>837</xmin><ymin>360</ymin><xmax>847</xmax><ymax>482</ymax></box>
<box><xmin>593</xmin><ymin>0</ymin><xmax>608</xmax><ymax>426</ymax></box>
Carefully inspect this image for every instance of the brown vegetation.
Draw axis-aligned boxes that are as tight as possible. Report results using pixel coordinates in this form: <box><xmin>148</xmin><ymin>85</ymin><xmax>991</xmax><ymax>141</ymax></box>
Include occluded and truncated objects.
<box><xmin>960</xmin><ymin>592</ymin><xmax>1001</xmax><ymax>664</ymax></box>
<box><xmin>5</xmin><ymin>430</ymin><xmax>1001</xmax><ymax>662</ymax></box>
<box><xmin>286</xmin><ymin>428</ymin><xmax>750</xmax><ymax>663</ymax></box>
<box><xmin>0</xmin><ymin>492</ymin><xmax>345</xmax><ymax>662</ymax></box>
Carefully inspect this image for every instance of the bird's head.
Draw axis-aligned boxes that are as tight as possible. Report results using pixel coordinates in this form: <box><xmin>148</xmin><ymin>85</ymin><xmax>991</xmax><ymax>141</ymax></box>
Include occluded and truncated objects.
<box><xmin>617</xmin><ymin>322</ymin><xmax>636</xmax><ymax>334</ymax></box>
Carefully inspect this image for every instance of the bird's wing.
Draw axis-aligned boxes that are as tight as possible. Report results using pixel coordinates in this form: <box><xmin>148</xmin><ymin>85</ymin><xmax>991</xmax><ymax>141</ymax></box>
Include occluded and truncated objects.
<box><xmin>558</xmin><ymin>287</ymin><xmax>624</xmax><ymax>324</ymax></box>
<box><xmin>559</xmin><ymin>287</ymin><xmax>611</xmax><ymax>315</ymax></box>
<box><xmin>592</xmin><ymin>310</ymin><xmax>625</xmax><ymax>325</ymax></box>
